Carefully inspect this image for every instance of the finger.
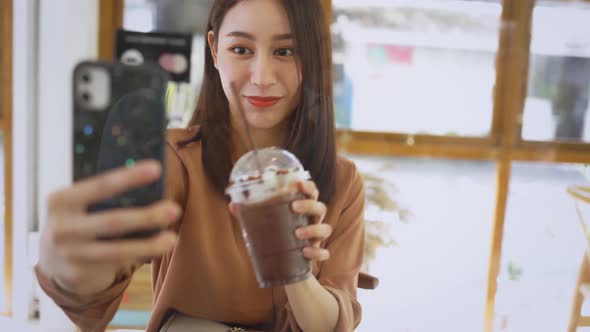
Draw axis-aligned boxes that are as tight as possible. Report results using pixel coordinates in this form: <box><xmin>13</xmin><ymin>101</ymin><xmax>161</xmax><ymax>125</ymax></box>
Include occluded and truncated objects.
<box><xmin>56</xmin><ymin>160</ymin><xmax>161</xmax><ymax>208</ymax></box>
<box><xmin>302</xmin><ymin>247</ymin><xmax>330</xmax><ymax>261</ymax></box>
<box><xmin>295</xmin><ymin>224</ymin><xmax>333</xmax><ymax>241</ymax></box>
<box><xmin>63</xmin><ymin>201</ymin><xmax>181</xmax><ymax>240</ymax></box>
<box><xmin>62</xmin><ymin>231</ymin><xmax>178</xmax><ymax>264</ymax></box>
<box><xmin>228</xmin><ymin>202</ymin><xmax>238</xmax><ymax>217</ymax></box>
<box><xmin>292</xmin><ymin>200</ymin><xmax>326</xmax><ymax>223</ymax></box>
<box><xmin>297</xmin><ymin>181</ymin><xmax>319</xmax><ymax>201</ymax></box>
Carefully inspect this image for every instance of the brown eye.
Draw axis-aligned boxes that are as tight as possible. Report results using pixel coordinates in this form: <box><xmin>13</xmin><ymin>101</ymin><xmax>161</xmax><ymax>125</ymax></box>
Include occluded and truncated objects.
<box><xmin>275</xmin><ymin>48</ymin><xmax>295</xmax><ymax>57</ymax></box>
<box><xmin>232</xmin><ymin>47</ymin><xmax>252</xmax><ymax>55</ymax></box>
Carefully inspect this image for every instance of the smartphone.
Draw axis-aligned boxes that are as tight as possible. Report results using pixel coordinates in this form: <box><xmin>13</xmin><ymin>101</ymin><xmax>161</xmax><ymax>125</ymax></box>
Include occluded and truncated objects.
<box><xmin>73</xmin><ymin>61</ymin><xmax>169</xmax><ymax>239</ymax></box>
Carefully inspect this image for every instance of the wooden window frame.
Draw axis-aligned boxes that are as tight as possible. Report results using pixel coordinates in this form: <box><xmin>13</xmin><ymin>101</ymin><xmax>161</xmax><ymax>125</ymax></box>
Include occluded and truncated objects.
<box><xmin>97</xmin><ymin>0</ymin><xmax>590</xmax><ymax>331</ymax></box>
<box><xmin>0</xmin><ymin>0</ymin><xmax>13</xmax><ymax>318</ymax></box>
<box><xmin>98</xmin><ymin>0</ymin><xmax>124</xmax><ymax>61</ymax></box>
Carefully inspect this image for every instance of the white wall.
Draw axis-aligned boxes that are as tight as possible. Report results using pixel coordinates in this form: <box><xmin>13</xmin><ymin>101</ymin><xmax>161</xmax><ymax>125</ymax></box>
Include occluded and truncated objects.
<box><xmin>12</xmin><ymin>0</ymin><xmax>38</xmax><ymax>325</ymax></box>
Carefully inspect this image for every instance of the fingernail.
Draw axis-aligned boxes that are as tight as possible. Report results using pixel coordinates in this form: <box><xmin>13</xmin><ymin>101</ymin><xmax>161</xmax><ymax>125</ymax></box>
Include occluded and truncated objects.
<box><xmin>296</xmin><ymin>229</ymin><xmax>304</xmax><ymax>238</ymax></box>
<box><xmin>168</xmin><ymin>206</ymin><xmax>181</xmax><ymax>219</ymax></box>
<box><xmin>292</xmin><ymin>201</ymin><xmax>302</xmax><ymax>210</ymax></box>
<box><xmin>143</xmin><ymin>161</ymin><xmax>161</xmax><ymax>176</ymax></box>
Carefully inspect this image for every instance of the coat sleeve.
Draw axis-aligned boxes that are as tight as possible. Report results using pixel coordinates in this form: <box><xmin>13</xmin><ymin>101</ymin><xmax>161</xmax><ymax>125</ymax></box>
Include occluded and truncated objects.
<box><xmin>280</xmin><ymin>162</ymin><xmax>366</xmax><ymax>332</ymax></box>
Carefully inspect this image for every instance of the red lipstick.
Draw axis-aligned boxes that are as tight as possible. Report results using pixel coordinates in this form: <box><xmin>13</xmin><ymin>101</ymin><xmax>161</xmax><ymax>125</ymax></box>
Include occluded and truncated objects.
<box><xmin>246</xmin><ymin>96</ymin><xmax>282</xmax><ymax>108</ymax></box>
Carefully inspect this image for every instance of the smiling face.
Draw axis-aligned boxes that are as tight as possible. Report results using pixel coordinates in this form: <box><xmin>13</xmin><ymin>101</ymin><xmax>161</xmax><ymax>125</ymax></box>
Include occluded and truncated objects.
<box><xmin>208</xmin><ymin>0</ymin><xmax>302</xmax><ymax>132</ymax></box>
<box><xmin>192</xmin><ymin>0</ymin><xmax>336</xmax><ymax>203</ymax></box>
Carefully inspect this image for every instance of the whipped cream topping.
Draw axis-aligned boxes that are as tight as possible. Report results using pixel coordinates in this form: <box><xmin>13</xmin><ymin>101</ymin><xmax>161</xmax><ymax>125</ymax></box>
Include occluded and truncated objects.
<box><xmin>226</xmin><ymin>167</ymin><xmax>310</xmax><ymax>203</ymax></box>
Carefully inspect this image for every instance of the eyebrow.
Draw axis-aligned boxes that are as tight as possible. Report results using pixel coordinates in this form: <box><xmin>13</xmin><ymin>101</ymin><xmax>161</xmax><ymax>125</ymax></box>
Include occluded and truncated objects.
<box><xmin>226</xmin><ymin>31</ymin><xmax>293</xmax><ymax>41</ymax></box>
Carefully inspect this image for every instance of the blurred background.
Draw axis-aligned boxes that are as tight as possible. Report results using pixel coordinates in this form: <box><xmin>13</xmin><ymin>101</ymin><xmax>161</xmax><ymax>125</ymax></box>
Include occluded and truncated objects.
<box><xmin>2</xmin><ymin>0</ymin><xmax>590</xmax><ymax>331</ymax></box>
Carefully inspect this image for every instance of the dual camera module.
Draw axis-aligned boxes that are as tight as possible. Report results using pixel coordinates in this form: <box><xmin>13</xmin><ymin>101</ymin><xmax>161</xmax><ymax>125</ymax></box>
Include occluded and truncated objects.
<box><xmin>79</xmin><ymin>72</ymin><xmax>93</xmax><ymax>104</ymax></box>
<box><xmin>76</xmin><ymin>65</ymin><xmax>111</xmax><ymax>111</ymax></box>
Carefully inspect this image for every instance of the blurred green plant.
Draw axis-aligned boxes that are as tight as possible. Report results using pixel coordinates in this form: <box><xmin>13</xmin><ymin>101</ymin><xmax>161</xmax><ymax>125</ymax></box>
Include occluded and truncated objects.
<box><xmin>361</xmin><ymin>165</ymin><xmax>412</xmax><ymax>271</ymax></box>
<box><xmin>507</xmin><ymin>261</ymin><xmax>523</xmax><ymax>282</ymax></box>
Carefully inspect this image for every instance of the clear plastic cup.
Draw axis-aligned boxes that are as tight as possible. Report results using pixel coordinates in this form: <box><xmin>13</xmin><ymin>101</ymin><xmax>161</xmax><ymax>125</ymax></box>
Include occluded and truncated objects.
<box><xmin>226</xmin><ymin>147</ymin><xmax>312</xmax><ymax>288</ymax></box>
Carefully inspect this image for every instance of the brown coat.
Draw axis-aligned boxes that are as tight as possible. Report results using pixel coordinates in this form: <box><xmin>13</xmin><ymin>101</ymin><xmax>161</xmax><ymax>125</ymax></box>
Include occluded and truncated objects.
<box><xmin>36</xmin><ymin>127</ymin><xmax>365</xmax><ymax>332</ymax></box>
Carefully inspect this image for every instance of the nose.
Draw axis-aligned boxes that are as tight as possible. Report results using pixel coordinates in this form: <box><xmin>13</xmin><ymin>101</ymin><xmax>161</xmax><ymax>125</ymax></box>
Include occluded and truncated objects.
<box><xmin>250</xmin><ymin>54</ymin><xmax>276</xmax><ymax>88</ymax></box>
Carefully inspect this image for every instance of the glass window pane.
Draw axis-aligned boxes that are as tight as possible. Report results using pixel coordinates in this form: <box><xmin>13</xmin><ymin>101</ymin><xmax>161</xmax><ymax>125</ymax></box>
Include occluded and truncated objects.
<box><xmin>333</xmin><ymin>0</ymin><xmax>501</xmax><ymax>136</ymax></box>
<box><xmin>352</xmin><ymin>155</ymin><xmax>495</xmax><ymax>331</ymax></box>
<box><xmin>495</xmin><ymin>162</ymin><xmax>589</xmax><ymax>331</ymax></box>
<box><xmin>523</xmin><ymin>1</ymin><xmax>590</xmax><ymax>142</ymax></box>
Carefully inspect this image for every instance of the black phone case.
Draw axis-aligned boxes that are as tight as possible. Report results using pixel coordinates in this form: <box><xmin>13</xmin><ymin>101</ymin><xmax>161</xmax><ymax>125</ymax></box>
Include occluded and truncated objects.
<box><xmin>73</xmin><ymin>61</ymin><xmax>169</xmax><ymax>239</ymax></box>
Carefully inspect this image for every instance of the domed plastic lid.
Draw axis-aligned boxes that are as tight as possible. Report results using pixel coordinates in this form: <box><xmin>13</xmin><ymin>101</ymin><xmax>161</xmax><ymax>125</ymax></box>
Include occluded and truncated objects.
<box><xmin>226</xmin><ymin>147</ymin><xmax>310</xmax><ymax>203</ymax></box>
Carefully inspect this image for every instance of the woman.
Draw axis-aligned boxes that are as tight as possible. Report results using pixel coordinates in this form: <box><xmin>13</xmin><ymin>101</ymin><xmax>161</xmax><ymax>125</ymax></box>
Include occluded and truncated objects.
<box><xmin>36</xmin><ymin>0</ymin><xmax>365</xmax><ymax>331</ymax></box>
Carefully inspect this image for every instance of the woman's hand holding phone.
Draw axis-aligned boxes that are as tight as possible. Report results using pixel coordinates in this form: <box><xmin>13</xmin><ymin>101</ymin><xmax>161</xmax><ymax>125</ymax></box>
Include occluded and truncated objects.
<box><xmin>38</xmin><ymin>160</ymin><xmax>181</xmax><ymax>296</ymax></box>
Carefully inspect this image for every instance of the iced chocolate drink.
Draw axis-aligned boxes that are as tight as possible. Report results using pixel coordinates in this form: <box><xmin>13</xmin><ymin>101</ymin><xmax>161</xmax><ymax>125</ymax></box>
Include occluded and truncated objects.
<box><xmin>226</xmin><ymin>148</ymin><xmax>312</xmax><ymax>288</ymax></box>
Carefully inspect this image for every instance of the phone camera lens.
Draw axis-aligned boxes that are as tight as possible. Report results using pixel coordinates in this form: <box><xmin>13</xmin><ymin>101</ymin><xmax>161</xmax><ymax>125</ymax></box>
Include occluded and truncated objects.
<box><xmin>81</xmin><ymin>92</ymin><xmax>91</xmax><ymax>103</ymax></box>
<box><xmin>81</xmin><ymin>72</ymin><xmax>91</xmax><ymax>83</ymax></box>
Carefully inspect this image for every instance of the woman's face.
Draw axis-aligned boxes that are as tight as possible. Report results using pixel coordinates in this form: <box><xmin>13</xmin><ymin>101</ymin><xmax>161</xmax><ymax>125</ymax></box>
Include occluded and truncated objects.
<box><xmin>209</xmin><ymin>0</ymin><xmax>302</xmax><ymax>131</ymax></box>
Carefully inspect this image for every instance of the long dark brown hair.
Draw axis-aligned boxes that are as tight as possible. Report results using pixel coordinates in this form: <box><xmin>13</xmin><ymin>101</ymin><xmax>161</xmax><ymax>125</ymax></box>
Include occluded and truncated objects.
<box><xmin>187</xmin><ymin>0</ymin><xmax>336</xmax><ymax>203</ymax></box>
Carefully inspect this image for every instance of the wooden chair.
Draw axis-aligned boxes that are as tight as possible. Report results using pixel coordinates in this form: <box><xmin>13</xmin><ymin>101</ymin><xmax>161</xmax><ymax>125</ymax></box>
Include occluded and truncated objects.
<box><xmin>566</xmin><ymin>185</ymin><xmax>590</xmax><ymax>332</ymax></box>
<box><xmin>358</xmin><ymin>271</ymin><xmax>379</xmax><ymax>290</ymax></box>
